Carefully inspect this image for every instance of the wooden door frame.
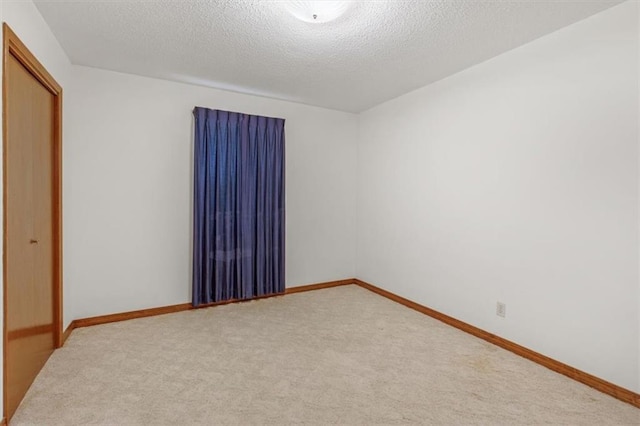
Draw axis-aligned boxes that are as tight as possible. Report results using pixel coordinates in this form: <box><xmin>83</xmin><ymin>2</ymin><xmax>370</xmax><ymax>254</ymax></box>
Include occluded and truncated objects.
<box><xmin>2</xmin><ymin>23</ymin><xmax>63</xmax><ymax>420</ymax></box>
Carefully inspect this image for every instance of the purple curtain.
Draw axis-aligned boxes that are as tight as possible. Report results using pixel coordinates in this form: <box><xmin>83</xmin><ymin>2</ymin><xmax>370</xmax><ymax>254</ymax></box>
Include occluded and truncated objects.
<box><xmin>192</xmin><ymin>107</ymin><xmax>285</xmax><ymax>306</ymax></box>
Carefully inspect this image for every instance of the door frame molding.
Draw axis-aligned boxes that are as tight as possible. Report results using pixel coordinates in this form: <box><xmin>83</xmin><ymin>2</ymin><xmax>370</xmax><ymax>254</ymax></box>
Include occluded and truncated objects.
<box><xmin>2</xmin><ymin>23</ymin><xmax>63</xmax><ymax>420</ymax></box>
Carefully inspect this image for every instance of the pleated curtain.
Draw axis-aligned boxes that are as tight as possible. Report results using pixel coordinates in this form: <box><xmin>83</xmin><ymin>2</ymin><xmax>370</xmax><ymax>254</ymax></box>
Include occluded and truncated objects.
<box><xmin>192</xmin><ymin>107</ymin><xmax>285</xmax><ymax>306</ymax></box>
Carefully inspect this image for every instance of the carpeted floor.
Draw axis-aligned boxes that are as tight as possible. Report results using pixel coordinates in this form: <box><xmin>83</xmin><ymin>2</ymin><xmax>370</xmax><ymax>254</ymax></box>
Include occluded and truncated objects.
<box><xmin>11</xmin><ymin>285</ymin><xmax>640</xmax><ymax>425</ymax></box>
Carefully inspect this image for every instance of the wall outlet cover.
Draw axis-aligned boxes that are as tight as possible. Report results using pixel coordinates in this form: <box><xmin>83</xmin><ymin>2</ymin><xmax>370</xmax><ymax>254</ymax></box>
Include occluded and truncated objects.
<box><xmin>496</xmin><ymin>302</ymin><xmax>506</xmax><ymax>318</ymax></box>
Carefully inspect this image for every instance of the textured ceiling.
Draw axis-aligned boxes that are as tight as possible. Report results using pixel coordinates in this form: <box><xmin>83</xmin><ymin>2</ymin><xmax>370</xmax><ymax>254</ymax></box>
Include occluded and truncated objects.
<box><xmin>34</xmin><ymin>0</ymin><xmax>623</xmax><ymax>112</ymax></box>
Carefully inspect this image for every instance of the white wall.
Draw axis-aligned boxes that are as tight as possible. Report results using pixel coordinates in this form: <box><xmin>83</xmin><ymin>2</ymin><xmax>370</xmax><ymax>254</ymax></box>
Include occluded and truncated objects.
<box><xmin>0</xmin><ymin>0</ymin><xmax>73</xmax><ymax>417</ymax></box>
<box><xmin>65</xmin><ymin>66</ymin><xmax>357</xmax><ymax>326</ymax></box>
<box><xmin>357</xmin><ymin>1</ymin><xmax>639</xmax><ymax>392</ymax></box>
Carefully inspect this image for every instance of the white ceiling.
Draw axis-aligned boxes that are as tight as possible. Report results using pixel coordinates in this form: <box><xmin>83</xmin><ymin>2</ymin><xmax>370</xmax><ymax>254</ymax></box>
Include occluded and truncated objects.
<box><xmin>34</xmin><ymin>0</ymin><xmax>624</xmax><ymax>113</ymax></box>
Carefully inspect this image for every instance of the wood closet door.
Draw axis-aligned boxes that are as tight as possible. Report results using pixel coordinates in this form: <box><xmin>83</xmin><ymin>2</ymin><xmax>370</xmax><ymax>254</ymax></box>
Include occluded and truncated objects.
<box><xmin>5</xmin><ymin>48</ymin><xmax>57</xmax><ymax>420</ymax></box>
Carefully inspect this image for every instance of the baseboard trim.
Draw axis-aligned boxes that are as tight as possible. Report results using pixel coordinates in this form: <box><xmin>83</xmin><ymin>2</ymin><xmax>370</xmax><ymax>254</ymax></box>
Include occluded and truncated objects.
<box><xmin>62</xmin><ymin>322</ymin><xmax>75</xmax><ymax>345</ymax></box>
<box><xmin>354</xmin><ymin>279</ymin><xmax>640</xmax><ymax>408</ymax></box>
<box><xmin>285</xmin><ymin>278</ymin><xmax>355</xmax><ymax>294</ymax></box>
<box><xmin>191</xmin><ymin>293</ymin><xmax>284</xmax><ymax>310</ymax></box>
<box><xmin>72</xmin><ymin>303</ymin><xmax>192</xmax><ymax>329</ymax></box>
<box><xmin>65</xmin><ymin>279</ymin><xmax>356</xmax><ymax>336</ymax></box>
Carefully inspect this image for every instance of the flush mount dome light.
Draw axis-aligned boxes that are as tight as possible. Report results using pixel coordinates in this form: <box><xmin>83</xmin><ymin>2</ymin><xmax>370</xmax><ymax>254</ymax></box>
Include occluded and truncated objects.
<box><xmin>284</xmin><ymin>1</ymin><xmax>351</xmax><ymax>23</ymax></box>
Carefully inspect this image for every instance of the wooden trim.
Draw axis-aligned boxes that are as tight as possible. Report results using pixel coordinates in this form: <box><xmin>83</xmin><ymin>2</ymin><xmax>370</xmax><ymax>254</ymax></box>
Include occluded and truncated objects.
<box><xmin>70</xmin><ymin>298</ymin><xmax>276</xmax><ymax>331</ymax></box>
<box><xmin>2</xmin><ymin>24</ymin><xmax>61</xmax><ymax>94</ymax></box>
<box><xmin>191</xmin><ymin>279</ymin><xmax>356</xmax><ymax>310</ymax></box>
<box><xmin>2</xmin><ymin>24</ymin><xmax>8</xmax><ymax>425</ymax></box>
<box><xmin>2</xmin><ymin>23</ymin><xmax>64</xmax><ymax>422</ymax></box>
<box><xmin>73</xmin><ymin>303</ymin><xmax>192</xmax><ymax>329</ymax></box>
<box><xmin>61</xmin><ymin>322</ymin><xmax>75</xmax><ymax>346</ymax></box>
<box><xmin>284</xmin><ymin>278</ymin><xmax>355</xmax><ymax>294</ymax></box>
<box><xmin>52</xmin><ymin>89</ymin><xmax>63</xmax><ymax>349</ymax></box>
<box><xmin>192</xmin><ymin>292</ymin><xmax>285</xmax><ymax>310</ymax></box>
<box><xmin>354</xmin><ymin>279</ymin><xmax>640</xmax><ymax>408</ymax></box>
<box><xmin>7</xmin><ymin>324</ymin><xmax>54</xmax><ymax>341</ymax></box>
<box><xmin>0</xmin><ymin>416</ymin><xmax>6</xmax><ymax>426</ymax></box>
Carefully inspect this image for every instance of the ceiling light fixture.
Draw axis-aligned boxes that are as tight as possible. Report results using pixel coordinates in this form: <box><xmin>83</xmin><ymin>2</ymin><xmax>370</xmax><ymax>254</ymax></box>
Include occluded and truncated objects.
<box><xmin>284</xmin><ymin>1</ymin><xmax>352</xmax><ymax>24</ymax></box>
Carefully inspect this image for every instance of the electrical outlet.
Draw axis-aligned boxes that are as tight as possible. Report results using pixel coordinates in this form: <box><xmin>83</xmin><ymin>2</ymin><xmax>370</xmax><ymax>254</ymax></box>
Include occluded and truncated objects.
<box><xmin>496</xmin><ymin>302</ymin><xmax>506</xmax><ymax>318</ymax></box>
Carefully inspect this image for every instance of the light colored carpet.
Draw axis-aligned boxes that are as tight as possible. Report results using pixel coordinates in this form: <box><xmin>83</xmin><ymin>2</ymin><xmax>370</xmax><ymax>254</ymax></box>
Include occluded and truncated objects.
<box><xmin>11</xmin><ymin>285</ymin><xmax>640</xmax><ymax>425</ymax></box>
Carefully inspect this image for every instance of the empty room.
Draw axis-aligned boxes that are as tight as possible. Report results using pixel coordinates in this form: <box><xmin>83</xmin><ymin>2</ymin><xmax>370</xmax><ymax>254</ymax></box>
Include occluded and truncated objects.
<box><xmin>1</xmin><ymin>0</ymin><xmax>639</xmax><ymax>424</ymax></box>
